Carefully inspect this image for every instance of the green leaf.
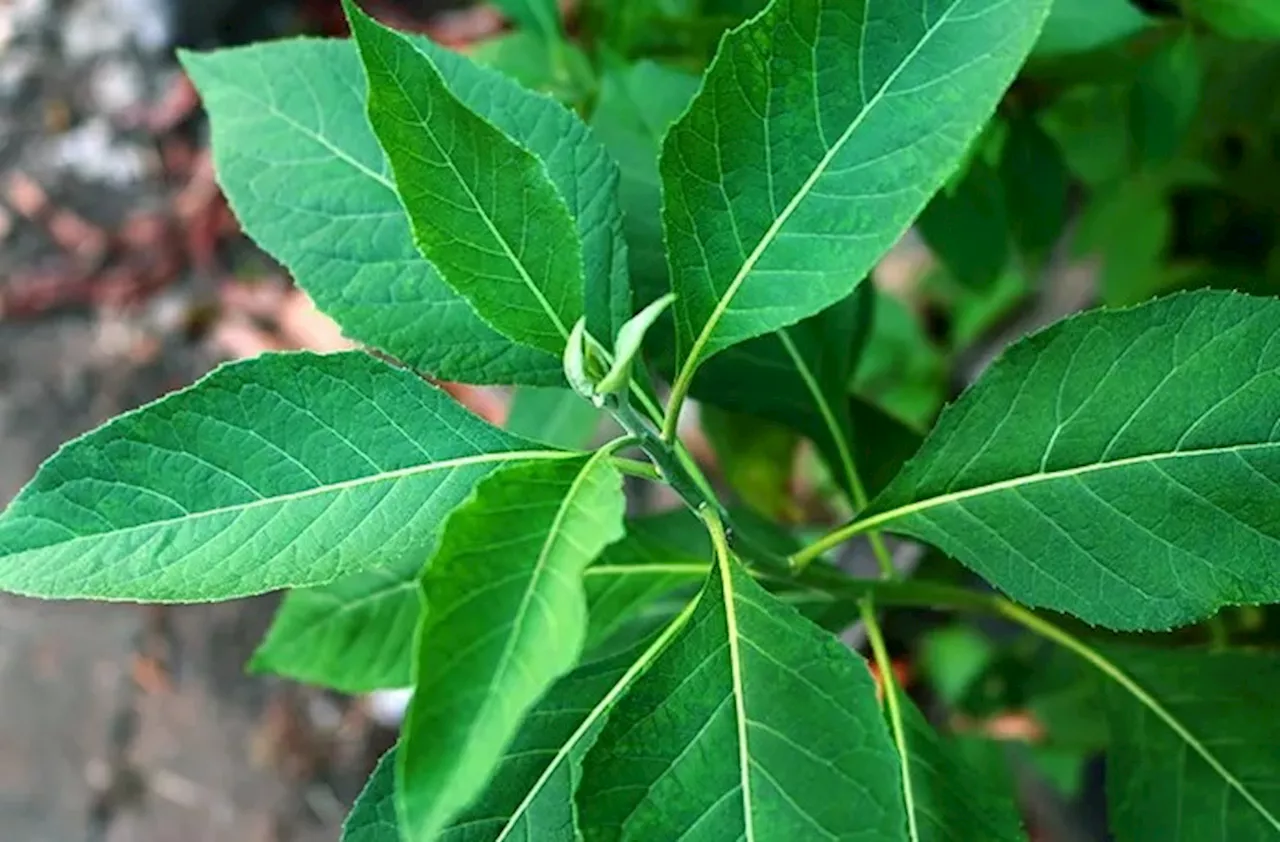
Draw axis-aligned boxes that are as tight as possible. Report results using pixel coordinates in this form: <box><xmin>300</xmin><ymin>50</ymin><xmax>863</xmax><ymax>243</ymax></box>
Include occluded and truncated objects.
<box><xmin>507</xmin><ymin>387</ymin><xmax>603</xmax><ymax>450</ymax></box>
<box><xmin>397</xmin><ymin>454</ymin><xmax>627</xmax><ymax>840</ymax></box>
<box><xmin>894</xmin><ymin>690</ymin><xmax>1026</xmax><ymax>841</ymax></box>
<box><xmin>183</xmin><ymin>30</ymin><xmax>627</xmax><ymax>384</ymax></box>
<box><xmin>917</xmin><ymin>160</ymin><xmax>1010</xmax><ymax>291</ymax></box>
<box><xmin>590</xmin><ymin>61</ymin><xmax>699</xmax><ymax>307</ymax></box>
<box><xmin>864</xmin><ymin>290</ymin><xmax>1280</xmax><ymax>630</ymax></box>
<box><xmin>343</xmin><ymin>750</ymin><xmax>398</xmax><ymax>842</ymax></box>
<box><xmin>562</xmin><ymin>318</ymin><xmax>597</xmax><ymax>399</ymax></box>
<box><xmin>346</xmin><ymin>608</ymin><xmax>698</xmax><ymax>842</ymax></box>
<box><xmin>0</xmin><ymin>352</ymin><xmax>554</xmax><ymax>602</ymax></box>
<box><xmin>577</xmin><ymin>542</ymin><xmax>908</xmax><ymax>839</ymax></box>
<box><xmin>597</xmin><ymin>292</ymin><xmax>677</xmax><ymax>395</ymax></box>
<box><xmin>663</xmin><ymin>0</ymin><xmax>1052</xmax><ymax>381</ymax></box>
<box><xmin>999</xmin><ymin>116</ymin><xmax>1069</xmax><ymax>264</ymax></box>
<box><xmin>1103</xmin><ymin>645</ymin><xmax>1280</xmax><ymax>840</ymax></box>
<box><xmin>254</xmin><ymin>510</ymin><xmax>711</xmax><ymax>697</ymax></box>
<box><xmin>1076</xmin><ymin>179</ymin><xmax>1172</xmax><ymax>306</ymax></box>
<box><xmin>493</xmin><ymin>0</ymin><xmax>563</xmax><ymax>40</ymax></box>
<box><xmin>1190</xmin><ymin>0</ymin><xmax>1280</xmax><ymax>40</ymax></box>
<box><xmin>470</xmin><ymin>31</ymin><xmax>594</xmax><ymax>104</ymax></box>
<box><xmin>346</xmin><ymin>3</ymin><xmax>585</xmax><ymax>355</ymax></box>
<box><xmin>441</xmin><ymin>607</ymin><xmax>697</xmax><ymax>841</ymax></box>
<box><xmin>250</xmin><ymin>556</ymin><xmax>418</xmax><ymax>692</ymax></box>
<box><xmin>693</xmin><ymin>288</ymin><xmax>873</xmax><ymax>504</ymax></box>
<box><xmin>850</xmin><ymin>395</ymin><xmax>927</xmax><ymax>500</ymax></box>
<box><xmin>583</xmin><ymin>510</ymin><xmax>710</xmax><ymax>652</ymax></box>
<box><xmin>1033</xmin><ymin>0</ymin><xmax>1151</xmax><ymax>57</ymax></box>
<box><xmin>1131</xmin><ymin>34</ymin><xmax>1202</xmax><ymax>167</ymax></box>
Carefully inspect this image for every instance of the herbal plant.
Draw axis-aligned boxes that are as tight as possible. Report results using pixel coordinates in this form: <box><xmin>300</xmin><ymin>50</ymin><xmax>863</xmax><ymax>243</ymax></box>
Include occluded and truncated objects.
<box><xmin>3</xmin><ymin>0</ymin><xmax>1280</xmax><ymax>839</ymax></box>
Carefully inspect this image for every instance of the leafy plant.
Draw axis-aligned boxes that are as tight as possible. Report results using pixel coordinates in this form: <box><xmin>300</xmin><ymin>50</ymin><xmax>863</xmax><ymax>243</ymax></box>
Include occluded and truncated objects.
<box><xmin>5</xmin><ymin>0</ymin><xmax>1280</xmax><ymax>840</ymax></box>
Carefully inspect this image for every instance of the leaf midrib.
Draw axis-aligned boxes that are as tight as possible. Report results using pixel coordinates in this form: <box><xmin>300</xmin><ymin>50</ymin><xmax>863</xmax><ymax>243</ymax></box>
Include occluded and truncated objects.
<box><xmin>1024</xmin><ymin>607</ymin><xmax>1280</xmax><ymax>834</ymax></box>
<box><xmin>865</xmin><ymin>440</ymin><xmax>1280</xmax><ymax>532</ymax></box>
<box><xmin>458</xmin><ymin>450</ymin><xmax>617</xmax><ymax>829</ymax></box>
<box><xmin>2</xmin><ymin>450</ymin><xmax>572</xmax><ymax>555</ymax></box>
<box><xmin>483</xmin><ymin>451</ymin><xmax>609</xmax><ymax>701</ymax></box>
<box><xmin>677</xmin><ymin>0</ymin><xmax>961</xmax><ymax>372</ymax></box>
<box><xmin>1148</xmin><ymin>693</ymin><xmax>1280</xmax><ymax>832</ymax></box>
<box><xmin>776</xmin><ymin>329</ymin><xmax>862</xmax><ymax>505</ymax></box>
<box><xmin>716</xmin><ymin>544</ymin><xmax>756</xmax><ymax>841</ymax></box>
<box><xmin>490</xmin><ymin>598</ymin><xmax>699</xmax><ymax>842</ymax></box>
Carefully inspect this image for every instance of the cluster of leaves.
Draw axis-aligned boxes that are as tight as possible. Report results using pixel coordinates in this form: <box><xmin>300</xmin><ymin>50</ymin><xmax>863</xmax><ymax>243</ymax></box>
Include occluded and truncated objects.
<box><xmin>3</xmin><ymin>0</ymin><xmax>1280</xmax><ymax>839</ymax></box>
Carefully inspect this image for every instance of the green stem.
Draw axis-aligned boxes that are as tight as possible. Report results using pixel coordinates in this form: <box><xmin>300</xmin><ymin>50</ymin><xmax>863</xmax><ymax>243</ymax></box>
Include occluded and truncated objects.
<box><xmin>660</xmin><ymin>363</ymin><xmax>695</xmax><ymax>444</ymax></box>
<box><xmin>609</xmin><ymin>398</ymin><xmax>712</xmax><ymax>515</ymax></box>
<box><xmin>860</xmin><ymin>596</ymin><xmax>920</xmax><ymax>842</ymax></box>
<box><xmin>608</xmin><ymin>391</ymin><xmax>790</xmax><ymax>573</ymax></box>
<box><xmin>774</xmin><ymin>330</ymin><xmax>895</xmax><ymax>578</ymax></box>
<box><xmin>794</xmin><ymin>567</ymin><xmax>997</xmax><ymax>613</ymax></box>
<box><xmin>845</xmin><ymin>458</ymin><xmax>894</xmax><ymax>579</ymax></box>
<box><xmin>701</xmin><ymin>504</ymin><xmax>732</xmax><ymax>568</ymax></box>
<box><xmin>791</xmin><ymin>510</ymin><xmax>885</xmax><ymax>569</ymax></box>
<box><xmin>631</xmin><ymin>377</ymin><xmax>720</xmax><ymax>503</ymax></box>
<box><xmin>611</xmin><ymin>456</ymin><xmax>662</xmax><ymax>482</ymax></box>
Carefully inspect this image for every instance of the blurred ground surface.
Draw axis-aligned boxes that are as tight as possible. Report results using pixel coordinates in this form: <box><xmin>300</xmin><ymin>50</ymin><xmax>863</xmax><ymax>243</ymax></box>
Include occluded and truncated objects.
<box><xmin>0</xmin><ymin>1</ymin><xmax>397</xmax><ymax>839</ymax></box>
<box><xmin>0</xmin><ymin>315</ymin><xmax>382</xmax><ymax>842</ymax></box>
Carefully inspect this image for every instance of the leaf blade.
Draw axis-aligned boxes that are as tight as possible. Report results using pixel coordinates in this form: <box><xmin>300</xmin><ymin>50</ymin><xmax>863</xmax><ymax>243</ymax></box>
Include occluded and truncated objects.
<box><xmin>347</xmin><ymin>2</ymin><xmax>585</xmax><ymax>354</ymax></box>
<box><xmin>344</xmin><ymin>606</ymin><xmax>699</xmax><ymax>842</ymax></box>
<box><xmin>578</xmin><ymin>538</ymin><xmax>909</xmax><ymax>839</ymax></box>
<box><xmin>506</xmin><ymin>386</ymin><xmax>603</xmax><ymax>450</ymax></box>
<box><xmin>590</xmin><ymin>61</ymin><xmax>699</xmax><ymax>308</ymax></box>
<box><xmin>663</xmin><ymin>0</ymin><xmax>1053</xmax><ymax>377</ymax></box>
<box><xmin>396</xmin><ymin>454</ymin><xmax>627</xmax><ymax>839</ymax></box>
<box><xmin>444</xmin><ymin>603</ymin><xmax>698</xmax><ymax>842</ymax></box>
<box><xmin>0</xmin><ymin>352</ymin><xmax>552</xmax><ymax>602</ymax></box>
<box><xmin>893</xmin><ymin>689</ymin><xmax>1026</xmax><ymax>842</ymax></box>
<box><xmin>866</xmin><ymin>290</ymin><xmax>1280</xmax><ymax>630</ymax></box>
<box><xmin>183</xmin><ymin>29</ymin><xmax>629</xmax><ymax>383</ymax></box>
<box><xmin>248</xmin><ymin>511</ymin><xmax>713</xmax><ymax>695</ymax></box>
<box><xmin>1102</xmin><ymin>646</ymin><xmax>1280</xmax><ymax>841</ymax></box>
<box><xmin>343</xmin><ymin>750</ymin><xmax>400</xmax><ymax>842</ymax></box>
<box><xmin>249</xmin><ymin>556</ymin><xmax>419</xmax><ymax>692</ymax></box>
